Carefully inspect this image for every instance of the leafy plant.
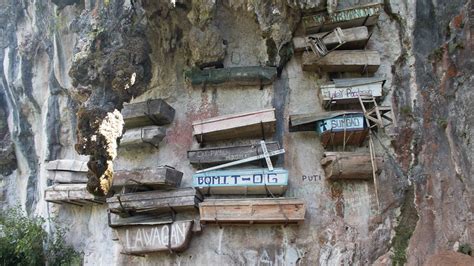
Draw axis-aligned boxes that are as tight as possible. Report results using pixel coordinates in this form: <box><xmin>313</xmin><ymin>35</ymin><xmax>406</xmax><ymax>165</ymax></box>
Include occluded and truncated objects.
<box><xmin>0</xmin><ymin>207</ymin><xmax>81</xmax><ymax>266</ymax></box>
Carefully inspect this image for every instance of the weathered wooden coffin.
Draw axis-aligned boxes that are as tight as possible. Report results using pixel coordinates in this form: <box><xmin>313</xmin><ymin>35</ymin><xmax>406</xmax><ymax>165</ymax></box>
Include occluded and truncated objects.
<box><xmin>116</xmin><ymin>220</ymin><xmax>193</xmax><ymax>254</ymax></box>
<box><xmin>302</xmin><ymin>50</ymin><xmax>380</xmax><ymax>73</ymax></box>
<box><xmin>321</xmin><ymin>152</ymin><xmax>384</xmax><ymax>180</ymax></box>
<box><xmin>320</xmin><ymin>77</ymin><xmax>386</xmax><ymax>106</ymax></box>
<box><xmin>193</xmin><ymin>108</ymin><xmax>276</xmax><ymax>143</ymax></box>
<box><xmin>122</xmin><ymin>99</ymin><xmax>175</xmax><ymax>129</ymax></box>
<box><xmin>111</xmin><ymin>166</ymin><xmax>183</xmax><ymax>192</ymax></box>
<box><xmin>302</xmin><ymin>3</ymin><xmax>383</xmax><ymax>33</ymax></box>
<box><xmin>187</xmin><ymin>141</ymin><xmax>281</xmax><ymax>165</ymax></box>
<box><xmin>46</xmin><ymin>160</ymin><xmax>88</xmax><ymax>183</ymax></box>
<box><xmin>293</xmin><ymin>26</ymin><xmax>369</xmax><ymax>52</ymax></box>
<box><xmin>200</xmin><ymin>198</ymin><xmax>305</xmax><ymax>225</ymax></box>
<box><xmin>44</xmin><ymin>184</ymin><xmax>105</xmax><ymax>205</ymax></box>
<box><xmin>184</xmin><ymin>66</ymin><xmax>277</xmax><ymax>86</ymax></box>
<box><xmin>107</xmin><ymin>188</ymin><xmax>202</xmax><ymax>215</ymax></box>
<box><xmin>193</xmin><ymin>168</ymin><xmax>288</xmax><ymax>195</ymax></box>
<box><xmin>120</xmin><ymin>126</ymin><xmax>166</xmax><ymax>148</ymax></box>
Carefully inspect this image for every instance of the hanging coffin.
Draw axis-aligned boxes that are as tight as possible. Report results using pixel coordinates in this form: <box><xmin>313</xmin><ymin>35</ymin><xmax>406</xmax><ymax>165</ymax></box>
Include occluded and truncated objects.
<box><xmin>320</xmin><ymin>77</ymin><xmax>386</xmax><ymax>107</ymax></box>
<box><xmin>293</xmin><ymin>26</ymin><xmax>370</xmax><ymax>52</ymax></box>
<box><xmin>199</xmin><ymin>198</ymin><xmax>305</xmax><ymax>225</ymax></box>
<box><xmin>46</xmin><ymin>159</ymin><xmax>88</xmax><ymax>183</ymax></box>
<box><xmin>302</xmin><ymin>50</ymin><xmax>380</xmax><ymax>73</ymax></box>
<box><xmin>187</xmin><ymin>141</ymin><xmax>281</xmax><ymax>165</ymax></box>
<box><xmin>321</xmin><ymin>152</ymin><xmax>384</xmax><ymax>180</ymax></box>
<box><xmin>192</xmin><ymin>108</ymin><xmax>276</xmax><ymax>143</ymax></box>
<box><xmin>45</xmin><ymin>184</ymin><xmax>105</xmax><ymax>206</ymax></box>
<box><xmin>111</xmin><ymin>166</ymin><xmax>183</xmax><ymax>193</ymax></box>
<box><xmin>120</xmin><ymin>126</ymin><xmax>166</xmax><ymax>148</ymax></box>
<box><xmin>115</xmin><ymin>220</ymin><xmax>194</xmax><ymax>254</ymax></box>
<box><xmin>193</xmin><ymin>168</ymin><xmax>288</xmax><ymax>195</ymax></box>
<box><xmin>107</xmin><ymin>188</ymin><xmax>202</xmax><ymax>216</ymax></box>
<box><xmin>122</xmin><ymin>99</ymin><xmax>175</xmax><ymax>129</ymax></box>
<box><xmin>184</xmin><ymin>66</ymin><xmax>277</xmax><ymax>86</ymax></box>
<box><xmin>302</xmin><ymin>3</ymin><xmax>383</xmax><ymax>33</ymax></box>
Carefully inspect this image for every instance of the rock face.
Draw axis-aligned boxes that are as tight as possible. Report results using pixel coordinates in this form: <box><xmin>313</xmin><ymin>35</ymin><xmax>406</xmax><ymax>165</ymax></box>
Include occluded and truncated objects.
<box><xmin>0</xmin><ymin>0</ymin><xmax>472</xmax><ymax>265</ymax></box>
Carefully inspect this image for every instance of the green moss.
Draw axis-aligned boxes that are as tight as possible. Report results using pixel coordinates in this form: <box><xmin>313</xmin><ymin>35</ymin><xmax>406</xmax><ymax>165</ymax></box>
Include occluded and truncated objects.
<box><xmin>391</xmin><ymin>186</ymin><xmax>419</xmax><ymax>266</ymax></box>
<box><xmin>429</xmin><ymin>47</ymin><xmax>445</xmax><ymax>62</ymax></box>
<box><xmin>437</xmin><ymin>118</ymin><xmax>448</xmax><ymax>129</ymax></box>
<box><xmin>458</xmin><ymin>243</ymin><xmax>472</xmax><ymax>256</ymax></box>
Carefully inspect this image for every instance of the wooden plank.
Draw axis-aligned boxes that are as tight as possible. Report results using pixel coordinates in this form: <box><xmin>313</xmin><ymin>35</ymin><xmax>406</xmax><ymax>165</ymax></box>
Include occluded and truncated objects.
<box><xmin>302</xmin><ymin>3</ymin><xmax>383</xmax><ymax>33</ymax></box>
<box><xmin>44</xmin><ymin>184</ymin><xmax>105</xmax><ymax>204</ymax></box>
<box><xmin>112</xmin><ymin>167</ymin><xmax>183</xmax><ymax>192</ymax></box>
<box><xmin>193</xmin><ymin>168</ymin><xmax>288</xmax><ymax>195</ymax></box>
<box><xmin>45</xmin><ymin>159</ymin><xmax>88</xmax><ymax>172</ymax></box>
<box><xmin>293</xmin><ymin>26</ymin><xmax>369</xmax><ymax>52</ymax></box>
<box><xmin>193</xmin><ymin>108</ymin><xmax>276</xmax><ymax>143</ymax></box>
<box><xmin>321</xmin><ymin>152</ymin><xmax>383</xmax><ymax>180</ymax></box>
<box><xmin>48</xmin><ymin>171</ymin><xmax>88</xmax><ymax>183</ymax></box>
<box><xmin>122</xmin><ymin>99</ymin><xmax>175</xmax><ymax>129</ymax></box>
<box><xmin>188</xmin><ymin>141</ymin><xmax>281</xmax><ymax>165</ymax></box>
<box><xmin>302</xmin><ymin>50</ymin><xmax>380</xmax><ymax>73</ymax></box>
<box><xmin>107</xmin><ymin>188</ymin><xmax>202</xmax><ymax>215</ymax></box>
<box><xmin>184</xmin><ymin>66</ymin><xmax>277</xmax><ymax>86</ymax></box>
<box><xmin>320</xmin><ymin>78</ymin><xmax>385</xmax><ymax>106</ymax></box>
<box><xmin>199</xmin><ymin>198</ymin><xmax>305</xmax><ymax>224</ymax></box>
<box><xmin>120</xmin><ymin>126</ymin><xmax>166</xmax><ymax>147</ymax></box>
<box><xmin>116</xmin><ymin>221</ymin><xmax>193</xmax><ymax>254</ymax></box>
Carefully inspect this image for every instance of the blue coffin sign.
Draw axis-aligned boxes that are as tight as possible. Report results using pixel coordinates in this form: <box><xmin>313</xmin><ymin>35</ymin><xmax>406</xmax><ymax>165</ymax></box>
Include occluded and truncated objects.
<box><xmin>316</xmin><ymin>113</ymin><xmax>366</xmax><ymax>134</ymax></box>
<box><xmin>193</xmin><ymin>168</ymin><xmax>288</xmax><ymax>195</ymax></box>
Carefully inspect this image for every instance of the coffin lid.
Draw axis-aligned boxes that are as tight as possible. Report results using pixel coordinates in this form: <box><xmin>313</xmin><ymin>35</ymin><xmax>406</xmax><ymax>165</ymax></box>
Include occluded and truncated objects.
<box><xmin>192</xmin><ymin>108</ymin><xmax>275</xmax><ymax>126</ymax></box>
<box><xmin>330</xmin><ymin>77</ymin><xmax>386</xmax><ymax>88</ymax></box>
<box><xmin>290</xmin><ymin>110</ymin><xmax>364</xmax><ymax>127</ymax></box>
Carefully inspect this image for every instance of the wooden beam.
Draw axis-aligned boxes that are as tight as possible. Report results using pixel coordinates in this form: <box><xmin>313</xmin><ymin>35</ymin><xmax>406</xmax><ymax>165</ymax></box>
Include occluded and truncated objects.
<box><xmin>293</xmin><ymin>26</ymin><xmax>369</xmax><ymax>52</ymax></box>
<box><xmin>46</xmin><ymin>159</ymin><xmax>88</xmax><ymax>172</ymax></box>
<box><xmin>107</xmin><ymin>188</ymin><xmax>202</xmax><ymax>215</ymax></box>
<box><xmin>187</xmin><ymin>141</ymin><xmax>281</xmax><ymax>165</ymax></box>
<box><xmin>193</xmin><ymin>108</ymin><xmax>276</xmax><ymax>143</ymax></box>
<box><xmin>193</xmin><ymin>168</ymin><xmax>288</xmax><ymax>195</ymax></box>
<box><xmin>302</xmin><ymin>3</ymin><xmax>383</xmax><ymax>33</ymax></box>
<box><xmin>45</xmin><ymin>184</ymin><xmax>105</xmax><ymax>204</ymax></box>
<box><xmin>120</xmin><ymin>126</ymin><xmax>166</xmax><ymax>148</ymax></box>
<box><xmin>321</xmin><ymin>152</ymin><xmax>383</xmax><ymax>180</ymax></box>
<box><xmin>200</xmin><ymin>198</ymin><xmax>305</xmax><ymax>225</ymax></box>
<box><xmin>184</xmin><ymin>66</ymin><xmax>277</xmax><ymax>86</ymax></box>
<box><xmin>115</xmin><ymin>221</ymin><xmax>193</xmax><ymax>254</ymax></box>
<box><xmin>302</xmin><ymin>50</ymin><xmax>380</xmax><ymax>73</ymax></box>
<box><xmin>112</xmin><ymin>167</ymin><xmax>183</xmax><ymax>192</ymax></box>
<box><xmin>122</xmin><ymin>99</ymin><xmax>175</xmax><ymax>129</ymax></box>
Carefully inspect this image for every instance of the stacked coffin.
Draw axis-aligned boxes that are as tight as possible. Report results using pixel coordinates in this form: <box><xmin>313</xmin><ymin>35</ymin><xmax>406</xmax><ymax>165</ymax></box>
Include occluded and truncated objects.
<box><xmin>296</xmin><ymin>3</ymin><xmax>383</xmax><ymax>73</ymax></box>
<box><xmin>189</xmin><ymin>109</ymin><xmax>305</xmax><ymax>225</ymax></box>
<box><xmin>44</xmin><ymin>159</ymin><xmax>105</xmax><ymax>206</ymax></box>
<box><xmin>291</xmin><ymin>3</ymin><xmax>389</xmax><ymax>181</ymax></box>
<box><xmin>108</xmin><ymin>99</ymin><xmax>200</xmax><ymax>255</ymax></box>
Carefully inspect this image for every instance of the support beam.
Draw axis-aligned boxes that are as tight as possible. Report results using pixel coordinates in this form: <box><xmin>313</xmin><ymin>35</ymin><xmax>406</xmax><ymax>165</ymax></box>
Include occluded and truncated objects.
<box><xmin>302</xmin><ymin>50</ymin><xmax>380</xmax><ymax>73</ymax></box>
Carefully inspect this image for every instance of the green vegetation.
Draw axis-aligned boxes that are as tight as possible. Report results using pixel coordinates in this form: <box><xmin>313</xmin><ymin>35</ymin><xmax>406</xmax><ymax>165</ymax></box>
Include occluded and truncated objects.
<box><xmin>0</xmin><ymin>207</ymin><xmax>81</xmax><ymax>266</ymax></box>
<box><xmin>458</xmin><ymin>243</ymin><xmax>472</xmax><ymax>256</ymax></box>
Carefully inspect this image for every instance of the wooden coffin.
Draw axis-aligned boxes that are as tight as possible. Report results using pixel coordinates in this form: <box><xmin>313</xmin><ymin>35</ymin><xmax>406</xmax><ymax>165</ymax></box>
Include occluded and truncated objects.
<box><xmin>184</xmin><ymin>66</ymin><xmax>277</xmax><ymax>86</ymax></box>
<box><xmin>321</xmin><ymin>152</ymin><xmax>384</xmax><ymax>180</ymax></box>
<box><xmin>44</xmin><ymin>184</ymin><xmax>105</xmax><ymax>206</ymax></box>
<box><xmin>46</xmin><ymin>160</ymin><xmax>88</xmax><ymax>183</ymax></box>
<box><xmin>116</xmin><ymin>220</ymin><xmax>193</xmax><ymax>254</ymax></box>
<box><xmin>122</xmin><ymin>99</ymin><xmax>175</xmax><ymax>129</ymax></box>
<box><xmin>107</xmin><ymin>188</ymin><xmax>202</xmax><ymax>215</ymax></box>
<box><xmin>302</xmin><ymin>50</ymin><xmax>380</xmax><ymax>73</ymax></box>
<box><xmin>193</xmin><ymin>108</ymin><xmax>276</xmax><ymax>143</ymax></box>
<box><xmin>200</xmin><ymin>198</ymin><xmax>305</xmax><ymax>225</ymax></box>
<box><xmin>320</xmin><ymin>77</ymin><xmax>386</xmax><ymax>106</ymax></box>
<box><xmin>193</xmin><ymin>168</ymin><xmax>288</xmax><ymax>195</ymax></box>
<box><xmin>187</xmin><ymin>141</ymin><xmax>281</xmax><ymax>165</ymax></box>
<box><xmin>120</xmin><ymin>126</ymin><xmax>166</xmax><ymax>148</ymax></box>
<box><xmin>293</xmin><ymin>26</ymin><xmax>369</xmax><ymax>52</ymax></box>
<box><xmin>111</xmin><ymin>166</ymin><xmax>183</xmax><ymax>192</ymax></box>
<box><xmin>302</xmin><ymin>3</ymin><xmax>383</xmax><ymax>33</ymax></box>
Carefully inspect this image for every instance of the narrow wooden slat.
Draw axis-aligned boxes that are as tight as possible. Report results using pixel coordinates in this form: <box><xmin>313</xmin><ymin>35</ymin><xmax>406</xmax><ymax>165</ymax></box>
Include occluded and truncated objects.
<box><xmin>122</xmin><ymin>99</ymin><xmax>175</xmax><ymax>129</ymax></box>
<box><xmin>293</xmin><ymin>26</ymin><xmax>369</xmax><ymax>52</ymax></box>
<box><xmin>302</xmin><ymin>50</ymin><xmax>380</xmax><ymax>73</ymax></box>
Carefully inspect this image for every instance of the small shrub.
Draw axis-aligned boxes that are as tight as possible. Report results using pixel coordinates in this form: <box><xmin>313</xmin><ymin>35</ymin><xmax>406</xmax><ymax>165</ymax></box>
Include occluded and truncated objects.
<box><xmin>458</xmin><ymin>243</ymin><xmax>472</xmax><ymax>256</ymax></box>
<box><xmin>0</xmin><ymin>207</ymin><xmax>81</xmax><ymax>266</ymax></box>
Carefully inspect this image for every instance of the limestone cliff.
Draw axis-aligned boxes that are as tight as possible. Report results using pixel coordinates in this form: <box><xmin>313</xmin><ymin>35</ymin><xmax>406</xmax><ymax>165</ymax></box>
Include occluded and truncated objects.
<box><xmin>0</xmin><ymin>0</ymin><xmax>472</xmax><ymax>265</ymax></box>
